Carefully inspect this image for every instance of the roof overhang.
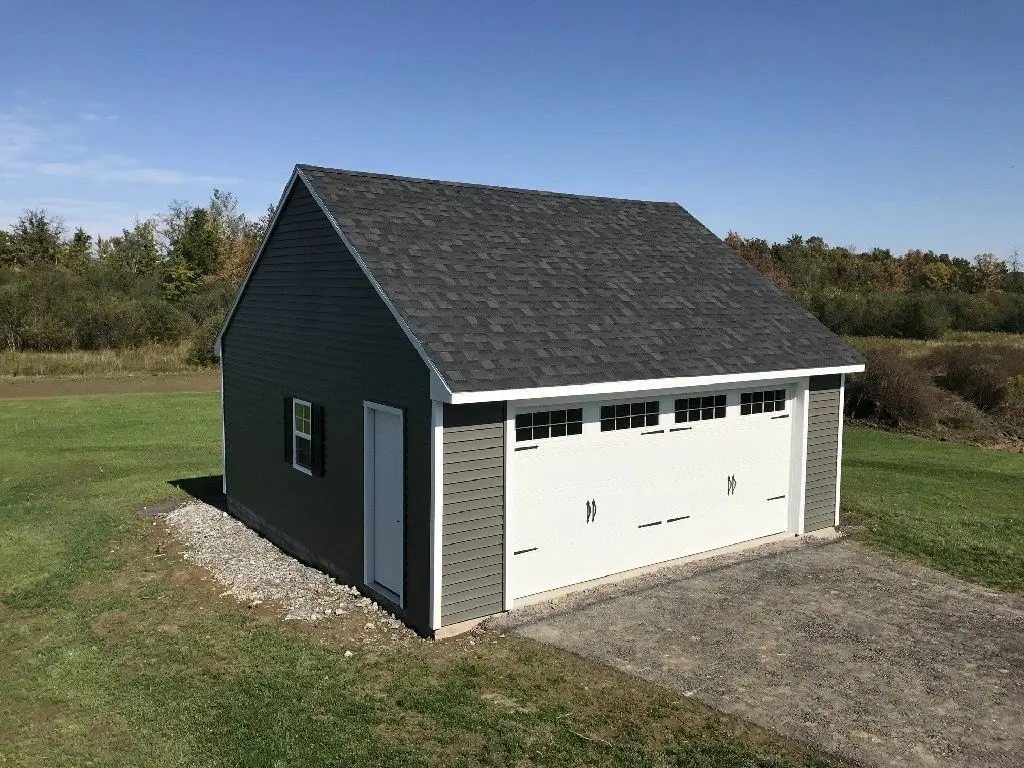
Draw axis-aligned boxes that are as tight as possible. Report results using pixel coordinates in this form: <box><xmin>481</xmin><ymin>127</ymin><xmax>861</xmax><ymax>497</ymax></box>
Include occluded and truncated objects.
<box><xmin>438</xmin><ymin>363</ymin><xmax>865</xmax><ymax>405</ymax></box>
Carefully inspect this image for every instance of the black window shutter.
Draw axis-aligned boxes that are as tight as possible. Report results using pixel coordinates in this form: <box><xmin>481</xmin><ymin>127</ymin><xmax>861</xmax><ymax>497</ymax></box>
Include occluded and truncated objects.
<box><xmin>311</xmin><ymin>404</ymin><xmax>325</xmax><ymax>476</ymax></box>
<box><xmin>283</xmin><ymin>397</ymin><xmax>293</xmax><ymax>463</ymax></box>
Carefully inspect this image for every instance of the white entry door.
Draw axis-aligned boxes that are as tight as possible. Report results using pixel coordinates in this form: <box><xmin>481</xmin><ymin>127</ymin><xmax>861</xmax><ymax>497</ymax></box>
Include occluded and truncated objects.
<box><xmin>364</xmin><ymin>402</ymin><xmax>404</xmax><ymax>604</ymax></box>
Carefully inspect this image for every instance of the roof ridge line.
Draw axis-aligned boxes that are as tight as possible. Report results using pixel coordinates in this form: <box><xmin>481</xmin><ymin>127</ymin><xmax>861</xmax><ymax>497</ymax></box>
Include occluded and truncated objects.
<box><xmin>297</xmin><ymin>164</ymin><xmax>682</xmax><ymax>207</ymax></box>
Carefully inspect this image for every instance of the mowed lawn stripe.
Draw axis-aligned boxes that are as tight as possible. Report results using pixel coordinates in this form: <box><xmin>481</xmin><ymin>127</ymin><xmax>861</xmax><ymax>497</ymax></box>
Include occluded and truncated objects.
<box><xmin>842</xmin><ymin>425</ymin><xmax>1024</xmax><ymax>591</ymax></box>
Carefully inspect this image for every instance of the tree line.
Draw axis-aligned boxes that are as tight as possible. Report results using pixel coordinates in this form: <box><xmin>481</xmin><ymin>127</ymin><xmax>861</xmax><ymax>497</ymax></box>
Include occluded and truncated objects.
<box><xmin>724</xmin><ymin>233</ymin><xmax>1024</xmax><ymax>338</ymax></box>
<box><xmin>0</xmin><ymin>192</ymin><xmax>275</xmax><ymax>362</ymax></box>
<box><xmin>1</xmin><ymin>197</ymin><xmax>1021</xmax><ymax>364</ymax></box>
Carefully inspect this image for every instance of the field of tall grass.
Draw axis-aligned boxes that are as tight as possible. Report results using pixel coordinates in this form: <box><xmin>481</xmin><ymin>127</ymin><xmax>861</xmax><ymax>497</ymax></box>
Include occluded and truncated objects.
<box><xmin>0</xmin><ymin>343</ymin><xmax>205</xmax><ymax>377</ymax></box>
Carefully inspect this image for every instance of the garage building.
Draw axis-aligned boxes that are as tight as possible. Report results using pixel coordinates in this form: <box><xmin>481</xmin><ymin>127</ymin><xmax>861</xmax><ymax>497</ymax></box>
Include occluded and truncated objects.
<box><xmin>215</xmin><ymin>165</ymin><xmax>864</xmax><ymax>636</ymax></box>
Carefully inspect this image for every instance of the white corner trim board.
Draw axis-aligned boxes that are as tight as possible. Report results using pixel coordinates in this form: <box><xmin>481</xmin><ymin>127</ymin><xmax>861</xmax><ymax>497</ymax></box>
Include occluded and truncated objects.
<box><xmin>502</xmin><ymin>403</ymin><xmax>516</xmax><ymax>612</ymax></box>
<box><xmin>797</xmin><ymin>378</ymin><xmax>812</xmax><ymax>535</ymax></box>
<box><xmin>452</xmin><ymin>364</ymin><xmax>865</xmax><ymax>406</ymax></box>
<box><xmin>789</xmin><ymin>377</ymin><xmax>810</xmax><ymax>536</ymax></box>
<box><xmin>429</xmin><ymin>400</ymin><xmax>444</xmax><ymax>630</ymax></box>
<box><xmin>835</xmin><ymin>374</ymin><xmax>847</xmax><ymax>527</ymax></box>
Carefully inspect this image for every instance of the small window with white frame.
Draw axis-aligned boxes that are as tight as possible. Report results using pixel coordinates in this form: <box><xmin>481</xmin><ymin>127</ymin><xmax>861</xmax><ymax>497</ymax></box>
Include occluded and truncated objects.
<box><xmin>292</xmin><ymin>398</ymin><xmax>313</xmax><ymax>473</ymax></box>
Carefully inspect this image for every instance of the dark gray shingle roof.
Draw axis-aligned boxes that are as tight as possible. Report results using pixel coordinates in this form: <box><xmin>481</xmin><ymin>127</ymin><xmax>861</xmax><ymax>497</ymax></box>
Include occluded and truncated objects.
<box><xmin>299</xmin><ymin>165</ymin><xmax>863</xmax><ymax>393</ymax></box>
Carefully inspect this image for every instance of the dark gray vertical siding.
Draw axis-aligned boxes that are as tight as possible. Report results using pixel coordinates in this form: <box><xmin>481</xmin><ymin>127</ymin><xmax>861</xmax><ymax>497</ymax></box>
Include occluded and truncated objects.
<box><xmin>441</xmin><ymin>402</ymin><xmax>505</xmax><ymax>626</ymax></box>
<box><xmin>804</xmin><ymin>374</ymin><xmax>842</xmax><ymax>532</ymax></box>
<box><xmin>221</xmin><ymin>178</ymin><xmax>433</xmax><ymax>634</ymax></box>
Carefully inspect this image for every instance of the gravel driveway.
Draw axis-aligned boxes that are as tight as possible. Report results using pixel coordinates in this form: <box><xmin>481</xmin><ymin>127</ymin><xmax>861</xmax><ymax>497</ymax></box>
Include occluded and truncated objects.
<box><xmin>491</xmin><ymin>537</ymin><xmax>1024</xmax><ymax>768</ymax></box>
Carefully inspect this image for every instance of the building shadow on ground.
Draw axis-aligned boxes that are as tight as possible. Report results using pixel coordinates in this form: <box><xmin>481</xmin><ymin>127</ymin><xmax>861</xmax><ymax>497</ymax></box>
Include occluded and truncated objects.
<box><xmin>168</xmin><ymin>475</ymin><xmax>227</xmax><ymax>513</ymax></box>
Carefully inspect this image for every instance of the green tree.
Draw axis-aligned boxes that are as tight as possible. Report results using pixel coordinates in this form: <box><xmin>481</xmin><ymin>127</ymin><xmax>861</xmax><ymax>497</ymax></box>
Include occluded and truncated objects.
<box><xmin>0</xmin><ymin>230</ymin><xmax>11</xmax><ymax>267</ymax></box>
<box><xmin>106</xmin><ymin>219</ymin><xmax>160</xmax><ymax>275</ymax></box>
<box><xmin>6</xmin><ymin>209</ymin><xmax>66</xmax><ymax>268</ymax></box>
<box><xmin>973</xmin><ymin>253</ymin><xmax>1007</xmax><ymax>292</ymax></box>
<box><xmin>162</xmin><ymin>207</ymin><xmax>220</xmax><ymax>298</ymax></box>
<box><xmin>61</xmin><ymin>227</ymin><xmax>93</xmax><ymax>271</ymax></box>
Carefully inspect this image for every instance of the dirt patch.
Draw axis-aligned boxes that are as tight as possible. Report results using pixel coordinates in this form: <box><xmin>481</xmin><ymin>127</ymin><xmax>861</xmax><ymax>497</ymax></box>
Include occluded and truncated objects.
<box><xmin>500</xmin><ymin>539</ymin><xmax>1024</xmax><ymax>768</ymax></box>
<box><xmin>0</xmin><ymin>373</ymin><xmax>219</xmax><ymax>399</ymax></box>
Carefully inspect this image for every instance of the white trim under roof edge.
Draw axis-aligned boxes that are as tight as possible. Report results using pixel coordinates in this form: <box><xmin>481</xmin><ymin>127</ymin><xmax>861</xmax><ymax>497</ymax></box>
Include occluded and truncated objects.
<box><xmin>446</xmin><ymin>363</ymin><xmax>865</xmax><ymax>405</ymax></box>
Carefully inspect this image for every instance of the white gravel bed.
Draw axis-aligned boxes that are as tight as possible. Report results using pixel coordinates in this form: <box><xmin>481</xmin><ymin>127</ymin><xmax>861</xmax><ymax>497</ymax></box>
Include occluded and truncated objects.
<box><xmin>163</xmin><ymin>501</ymin><xmax>422</xmax><ymax>647</ymax></box>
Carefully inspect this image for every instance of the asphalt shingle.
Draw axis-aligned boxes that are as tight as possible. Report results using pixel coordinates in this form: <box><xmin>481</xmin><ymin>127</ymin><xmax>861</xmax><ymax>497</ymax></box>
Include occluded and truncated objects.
<box><xmin>299</xmin><ymin>165</ymin><xmax>863</xmax><ymax>393</ymax></box>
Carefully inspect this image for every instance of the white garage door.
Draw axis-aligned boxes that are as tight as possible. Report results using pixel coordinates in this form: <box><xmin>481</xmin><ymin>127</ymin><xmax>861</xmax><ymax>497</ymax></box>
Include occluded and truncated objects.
<box><xmin>511</xmin><ymin>386</ymin><xmax>793</xmax><ymax>600</ymax></box>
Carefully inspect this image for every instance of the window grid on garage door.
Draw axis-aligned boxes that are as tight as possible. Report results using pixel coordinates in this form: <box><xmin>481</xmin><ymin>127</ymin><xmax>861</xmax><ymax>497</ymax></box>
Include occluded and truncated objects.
<box><xmin>674</xmin><ymin>394</ymin><xmax>726</xmax><ymax>422</ymax></box>
<box><xmin>600</xmin><ymin>400</ymin><xmax>659</xmax><ymax>431</ymax></box>
<box><xmin>515</xmin><ymin>408</ymin><xmax>583</xmax><ymax>441</ymax></box>
<box><xmin>740</xmin><ymin>388</ymin><xmax>787</xmax><ymax>415</ymax></box>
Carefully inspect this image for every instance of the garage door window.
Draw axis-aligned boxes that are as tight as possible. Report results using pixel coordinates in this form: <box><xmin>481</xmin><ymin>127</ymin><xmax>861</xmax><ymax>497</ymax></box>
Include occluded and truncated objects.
<box><xmin>600</xmin><ymin>401</ymin><xmax>659</xmax><ymax>431</ymax></box>
<box><xmin>516</xmin><ymin>408</ymin><xmax>583</xmax><ymax>441</ymax></box>
<box><xmin>740</xmin><ymin>389</ymin><xmax>787</xmax><ymax>415</ymax></box>
<box><xmin>674</xmin><ymin>394</ymin><xmax>726</xmax><ymax>422</ymax></box>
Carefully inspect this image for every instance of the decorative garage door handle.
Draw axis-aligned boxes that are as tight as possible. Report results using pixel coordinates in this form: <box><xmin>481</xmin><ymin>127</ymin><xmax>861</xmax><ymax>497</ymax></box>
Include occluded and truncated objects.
<box><xmin>727</xmin><ymin>475</ymin><xmax>737</xmax><ymax>495</ymax></box>
<box><xmin>586</xmin><ymin>499</ymin><xmax>597</xmax><ymax>523</ymax></box>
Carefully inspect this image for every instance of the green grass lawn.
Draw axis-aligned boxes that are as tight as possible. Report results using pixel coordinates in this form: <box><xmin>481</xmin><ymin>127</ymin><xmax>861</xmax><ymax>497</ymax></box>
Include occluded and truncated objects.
<box><xmin>842</xmin><ymin>425</ymin><xmax>1024</xmax><ymax>591</ymax></box>
<box><xmin>0</xmin><ymin>393</ymin><xmax>839</xmax><ymax>768</ymax></box>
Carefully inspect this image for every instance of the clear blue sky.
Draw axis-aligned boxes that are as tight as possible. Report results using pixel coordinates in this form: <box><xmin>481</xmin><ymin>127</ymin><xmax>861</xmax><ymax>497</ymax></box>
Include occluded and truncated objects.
<box><xmin>1</xmin><ymin>0</ymin><xmax>1020</xmax><ymax>258</ymax></box>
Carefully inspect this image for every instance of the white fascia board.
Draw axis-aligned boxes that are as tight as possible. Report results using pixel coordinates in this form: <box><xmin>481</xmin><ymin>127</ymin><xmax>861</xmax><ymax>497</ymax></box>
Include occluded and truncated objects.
<box><xmin>214</xmin><ymin>168</ymin><xmax>301</xmax><ymax>358</ymax></box>
<box><xmin>294</xmin><ymin>167</ymin><xmax>454</xmax><ymax>402</ymax></box>
<box><xmin>447</xmin><ymin>363</ymin><xmax>865</xmax><ymax>405</ymax></box>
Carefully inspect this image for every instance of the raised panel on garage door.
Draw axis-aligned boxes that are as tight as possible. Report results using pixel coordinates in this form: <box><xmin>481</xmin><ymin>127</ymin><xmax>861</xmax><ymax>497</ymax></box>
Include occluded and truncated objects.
<box><xmin>699</xmin><ymin>409</ymin><xmax>791</xmax><ymax>553</ymax></box>
<box><xmin>512</xmin><ymin>428</ymin><xmax>613</xmax><ymax>598</ymax></box>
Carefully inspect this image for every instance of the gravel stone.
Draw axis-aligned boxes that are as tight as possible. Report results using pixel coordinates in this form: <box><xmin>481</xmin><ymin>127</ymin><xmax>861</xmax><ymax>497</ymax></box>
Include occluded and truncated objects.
<box><xmin>164</xmin><ymin>502</ymin><xmax>421</xmax><ymax>647</ymax></box>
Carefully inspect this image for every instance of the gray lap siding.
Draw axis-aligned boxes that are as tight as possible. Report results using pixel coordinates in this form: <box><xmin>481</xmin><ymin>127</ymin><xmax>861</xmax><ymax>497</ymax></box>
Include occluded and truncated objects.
<box><xmin>221</xmin><ymin>179</ymin><xmax>432</xmax><ymax>634</ymax></box>
<box><xmin>441</xmin><ymin>402</ymin><xmax>506</xmax><ymax>626</ymax></box>
<box><xmin>804</xmin><ymin>374</ymin><xmax>842</xmax><ymax>533</ymax></box>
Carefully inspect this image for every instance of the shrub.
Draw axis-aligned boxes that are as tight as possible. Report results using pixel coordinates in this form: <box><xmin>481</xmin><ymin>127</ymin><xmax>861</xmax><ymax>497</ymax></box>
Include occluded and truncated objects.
<box><xmin>997</xmin><ymin>375</ymin><xmax>1024</xmax><ymax>437</ymax></box>
<box><xmin>925</xmin><ymin>344</ymin><xmax>1024</xmax><ymax>411</ymax></box>
<box><xmin>141</xmin><ymin>298</ymin><xmax>195</xmax><ymax>343</ymax></box>
<box><xmin>185</xmin><ymin>315</ymin><xmax>223</xmax><ymax>367</ymax></box>
<box><xmin>178</xmin><ymin>281</ymin><xmax>235</xmax><ymax>323</ymax></box>
<box><xmin>804</xmin><ymin>291</ymin><xmax>949</xmax><ymax>339</ymax></box>
<box><xmin>74</xmin><ymin>300</ymin><xmax>149</xmax><ymax>350</ymax></box>
<box><xmin>846</xmin><ymin>347</ymin><xmax>940</xmax><ymax>427</ymax></box>
<box><xmin>18</xmin><ymin>316</ymin><xmax>76</xmax><ymax>351</ymax></box>
<box><xmin>859</xmin><ymin>293</ymin><xmax>907</xmax><ymax>337</ymax></box>
<box><xmin>901</xmin><ymin>293</ymin><xmax>949</xmax><ymax>339</ymax></box>
<box><xmin>946</xmin><ymin>293</ymin><xmax>1000</xmax><ymax>332</ymax></box>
